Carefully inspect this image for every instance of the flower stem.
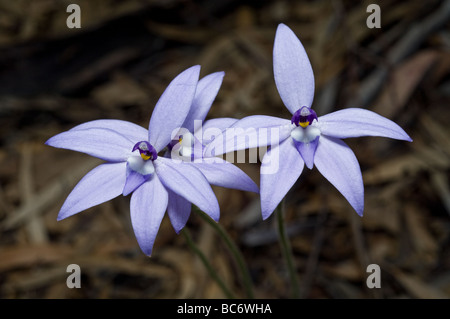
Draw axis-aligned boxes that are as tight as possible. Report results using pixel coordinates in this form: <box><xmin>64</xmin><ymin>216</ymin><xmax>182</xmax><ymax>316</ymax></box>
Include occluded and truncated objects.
<box><xmin>193</xmin><ymin>207</ymin><xmax>255</xmax><ymax>299</ymax></box>
<box><xmin>181</xmin><ymin>227</ymin><xmax>235</xmax><ymax>299</ymax></box>
<box><xmin>276</xmin><ymin>199</ymin><xmax>301</xmax><ymax>298</ymax></box>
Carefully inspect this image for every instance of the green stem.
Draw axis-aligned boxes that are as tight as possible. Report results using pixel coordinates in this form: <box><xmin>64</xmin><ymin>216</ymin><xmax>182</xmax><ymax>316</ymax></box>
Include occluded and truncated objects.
<box><xmin>181</xmin><ymin>227</ymin><xmax>235</xmax><ymax>299</ymax></box>
<box><xmin>193</xmin><ymin>207</ymin><xmax>255</xmax><ymax>299</ymax></box>
<box><xmin>276</xmin><ymin>200</ymin><xmax>301</xmax><ymax>298</ymax></box>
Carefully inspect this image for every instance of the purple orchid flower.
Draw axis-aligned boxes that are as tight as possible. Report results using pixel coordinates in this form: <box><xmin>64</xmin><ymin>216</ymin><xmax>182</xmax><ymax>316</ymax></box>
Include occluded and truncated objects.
<box><xmin>45</xmin><ymin>65</ymin><xmax>222</xmax><ymax>256</ymax></box>
<box><xmin>204</xmin><ymin>23</ymin><xmax>412</xmax><ymax>220</ymax></box>
<box><xmin>163</xmin><ymin>71</ymin><xmax>259</xmax><ymax>232</ymax></box>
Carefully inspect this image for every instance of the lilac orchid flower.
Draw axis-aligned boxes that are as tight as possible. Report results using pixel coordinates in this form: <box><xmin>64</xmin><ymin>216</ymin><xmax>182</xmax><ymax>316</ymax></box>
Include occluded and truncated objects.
<box><xmin>46</xmin><ymin>65</ymin><xmax>222</xmax><ymax>256</ymax></box>
<box><xmin>163</xmin><ymin>71</ymin><xmax>258</xmax><ymax>232</ymax></box>
<box><xmin>204</xmin><ymin>24</ymin><xmax>412</xmax><ymax>220</ymax></box>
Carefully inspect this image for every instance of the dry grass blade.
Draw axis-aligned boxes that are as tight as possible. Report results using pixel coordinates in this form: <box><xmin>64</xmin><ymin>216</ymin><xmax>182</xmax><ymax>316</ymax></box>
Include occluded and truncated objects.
<box><xmin>363</xmin><ymin>145</ymin><xmax>449</xmax><ymax>185</ymax></box>
<box><xmin>20</xmin><ymin>143</ymin><xmax>48</xmax><ymax>244</ymax></box>
<box><xmin>0</xmin><ymin>0</ymin><xmax>449</xmax><ymax>299</ymax></box>
<box><xmin>3</xmin><ymin>158</ymin><xmax>99</xmax><ymax>231</ymax></box>
<box><xmin>349</xmin><ymin>0</ymin><xmax>450</xmax><ymax>107</ymax></box>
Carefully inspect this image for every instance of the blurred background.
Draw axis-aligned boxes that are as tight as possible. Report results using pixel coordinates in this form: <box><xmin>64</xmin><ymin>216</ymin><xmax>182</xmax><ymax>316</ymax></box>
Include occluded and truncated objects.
<box><xmin>0</xmin><ymin>0</ymin><xmax>449</xmax><ymax>299</ymax></box>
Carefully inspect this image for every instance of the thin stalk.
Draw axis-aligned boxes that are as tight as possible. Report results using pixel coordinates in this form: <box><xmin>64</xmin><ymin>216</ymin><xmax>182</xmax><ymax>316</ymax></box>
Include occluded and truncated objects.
<box><xmin>193</xmin><ymin>207</ymin><xmax>255</xmax><ymax>299</ymax></box>
<box><xmin>276</xmin><ymin>200</ymin><xmax>301</xmax><ymax>298</ymax></box>
<box><xmin>181</xmin><ymin>227</ymin><xmax>235</xmax><ymax>299</ymax></box>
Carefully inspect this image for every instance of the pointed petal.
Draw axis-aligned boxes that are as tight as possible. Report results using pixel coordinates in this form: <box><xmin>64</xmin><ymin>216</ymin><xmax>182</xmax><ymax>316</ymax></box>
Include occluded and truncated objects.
<box><xmin>203</xmin><ymin>115</ymin><xmax>291</xmax><ymax>157</ymax></box>
<box><xmin>122</xmin><ymin>168</ymin><xmax>146</xmax><ymax>196</ymax></box>
<box><xmin>148</xmin><ymin>65</ymin><xmax>201</xmax><ymax>152</ymax></box>
<box><xmin>201</xmin><ymin>118</ymin><xmax>238</xmax><ymax>133</ymax></box>
<box><xmin>190</xmin><ymin>157</ymin><xmax>259</xmax><ymax>193</ymax></box>
<box><xmin>317</xmin><ymin>108</ymin><xmax>412</xmax><ymax>141</ymax></box>
<box><xmin>130</xmin><ymin>174</ymin><xmax>168</xmax><ymax>256</ymax></box>
<box><xmin>57</xmin><ymin>162</ymin><xmax>126</xmax><ymax>220</ymax></box>
<box><xmin>273</xmin><ymin>23</ymin><xmax>315</xmax><ymax>114</ymax></box>
<box><xmin>183</xmin><ymin>71</ymin><xmax>225</xmax><ymax>132</ymax></box>
<box><xmin>46</xmin><ymin>128</ymin><xmax>133</xmax><ymax>162</ymax></box>
<box><xmin>290</xmin><ymin>125</ymin><xmax>321</xmax><ymax>169</ymax></box>
<box><xmin>197</xmin><ymin>117</ymin><xmax>238</xmax><ymax>148</ymax></box>
<box><xmin>69</xmin><ymin>119</ymin><xmax>148</xmax><ymax>143</ymax></box>
<box><xmin>155</xmin><ymin>157</ymin><xmax>220</xmax><ymax>222</ymax></box>
<box><xmin>314</xmin><ymin>136</ymin><xmax>364</xmax><ymax>216</ymax></box>
<box><xmin>167</xmin><ymin>189</ymin><xmax>192</xmax><ymax>234</ymax></box>
<box><xmin>260</xmin><ymin>138</ymin><xmax>304</xmax><ymax>220</ymax></box>
<box><xmin>293</xmin><ymin>136</ymin><xmax>319</xmax><ymax>169</ymax></box>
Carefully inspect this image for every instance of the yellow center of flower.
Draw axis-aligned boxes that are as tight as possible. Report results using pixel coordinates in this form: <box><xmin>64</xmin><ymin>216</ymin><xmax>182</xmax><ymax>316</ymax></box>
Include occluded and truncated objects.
<box><xmin>140</xmin><ymin>153</ymin><xmax>152</xmax><ymax>161</ymax></box>
<box><xmin>299</xmin><ymin>121</ymin><xmax>309</xmax><ymax>128</ymax></box>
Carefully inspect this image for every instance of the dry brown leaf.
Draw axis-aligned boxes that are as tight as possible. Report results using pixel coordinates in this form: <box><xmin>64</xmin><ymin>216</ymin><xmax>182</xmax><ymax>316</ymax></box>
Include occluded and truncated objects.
<box><xmin>3</xmin><ymin>158</ymin><xmax>99</xmax><ymax>231</ymax></box>
<box><xmin>158</xmin><ymin>247</ymin><xmax>198</xmax><ymax>298</ymax></box>
<box><xmin>367</xmin><ymin>234</ymin><xmax>398</xmax><ymax>263</ymax></box>
<box><xmin>74</xmin><ymin>254</ymin><xmax>175</xmax><ymax>280</ymax></box>
<box><xmin>146</xmin><ymin>21</ymin><xmax>214</xmax><ymax>44</ymax></box>
<box><xmin>1</xmin><ymin>267</ymin><xmax>68</xmax><ymax>296</ymax></box>
<box><xmin>373</xmin><ymin>50</ymin><xmax>439</xmax><ymax>118</ymax></box>
<box><xmin>0</xmin><ymin>244</ymin><xmax>73</xmax><ymax>272</ymax></box>
<box><xmin>389</xmin><ymin>267</ymin><xmax>448</xmax><ymax>299</ymax></box>
<box><xmin>420</xmin><ymin>114</ymin><xmax>450</xmax><ymax>157</ymax></box>
<box><xmin>404</xmin><ymin>203</ymin><xmax>438</xmax><ymax>265</ymax></box>
<box><xmin>322</xmin><ymin>259</ymin><xmax>363</xmax><ymax>281</ymax></box>
<box><xmin>362</xmin><ymin>198</ymin><xmax>400</xmax><ymax>234</ymax></box>
<box><xmin>363</xmin><ymin>145</ymin><xmax>448</xmax><ymax>185</ymax></box>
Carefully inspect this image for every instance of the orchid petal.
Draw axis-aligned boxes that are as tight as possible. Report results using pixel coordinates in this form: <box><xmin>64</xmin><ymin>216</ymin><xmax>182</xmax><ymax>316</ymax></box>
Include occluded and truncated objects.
<box><xmin>201</xmin><ymin>118</ymin><xmax>238</xmax><ymax>133</ymax></box>
<box><xmin>290</xmin><ymin>125</ymin><xmax>321</xmax><ymax>169</ymax></box>
<box><xmin>260</xmin><ymin>138</ymin><xmax>304</xmax><ymax>220</ymax></box>
<box><xmin>155</xmin><ymin>157</ymin><xmax>220</xmax><ymax>222</ymax></box>
<box><xmin>293</xmin><ymin>136</ymin><xmax>319</xmax><ymax>169</ymax></box>
<box><xmin>183</xmin><ymin>72</ymin><xmax>225</xmax><ymax>132</ymax></box>
<box><xmin>122</xmin><ymin>167</ymin><xmax>147</xmax><ymax>196</ymax></box>
<box><xmin>167</xmin><ymin>133</ymin><xmax>204</xmax><ymax>162</ymax></box>
<box><xmin>273</xmin><ymin>23</ymin><xmax>315</xmax><ymax>114</ymax></box>
<box><xmin>197</xmin><ymin>117</ymin><xmax>238</xmax><ymax>148</ymax></box>
<box><xmin>203</xmin><ymin>115</ymin><xmax>291</xmax><ymax>157</ymax></box>
<box><xmin>190</xmin><ymin>157</ymin><xmax>259</xmax><ymax>193</ymax></box>
<box><xmin>57</xmin><ymin>162</ymin><xmax>126</xmax><ymax>220</ymax></box>
<box><xmin>127</xmin><ymin>155</ymin><xmax>155</xmax><ymax>176</ymax></box>
<box><xmin>314</xmin><ymin>136</ymin><xmax>364</xmax><ymax>216</ymax></box>
<box><xmin>130</xmin><ymin>174</ymin><xmax>168</xmax><ymax>256</ymax></box>
<box><xmin>167</xmin><ymin>189</ymin><xmax>192</xmax><ymax>234</ymax></box>
<box><xmin>69</xmin><ymin>119</ymin><xmax>148</xmax><ymax>143</ymax></box>
<box><xmin>46</xmin><ymin>128</ymin><xmax>133</xmax><ymax>162</ymax></box>
<box><xmin>148</xmin><ymin>65</ymin><xmax>201</xmax><ymax>152</ymax></box>
<box><xmin>317</xmin><ymin>108</ymin><xmax>412</xmax><ymax>141</ymax></box>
